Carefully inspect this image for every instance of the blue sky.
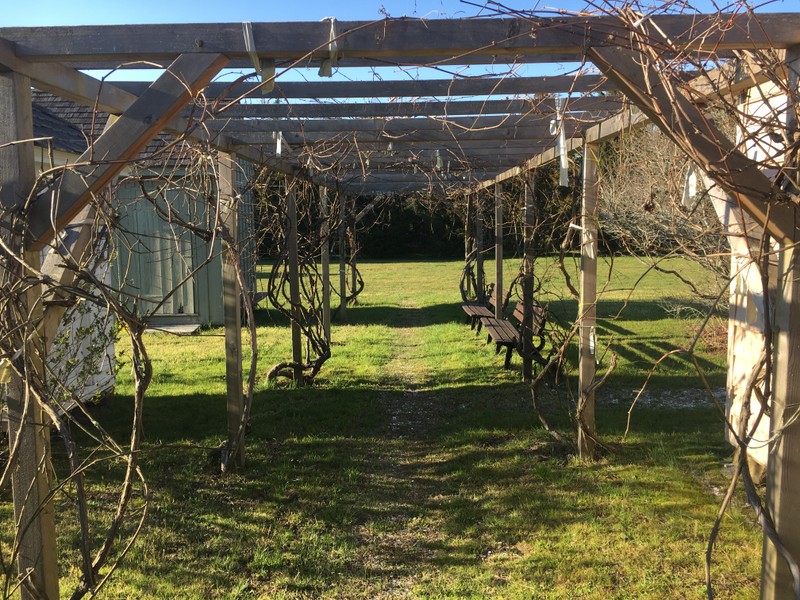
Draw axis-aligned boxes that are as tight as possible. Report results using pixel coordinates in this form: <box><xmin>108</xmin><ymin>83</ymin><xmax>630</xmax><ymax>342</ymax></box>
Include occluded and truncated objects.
<box><xmin>5</xmin><ymin>0</ymin><xmax>797</xmax><ymax>26</ymax></box>
<box><xmin>6</xmin><ymin>0</ymin><xmax>797</xmax><ymax>85</ymax></box>
<box><xmin>4</xmin><ymin>1</ymin><xmax>571</xmax><ymax>25</ymax></box>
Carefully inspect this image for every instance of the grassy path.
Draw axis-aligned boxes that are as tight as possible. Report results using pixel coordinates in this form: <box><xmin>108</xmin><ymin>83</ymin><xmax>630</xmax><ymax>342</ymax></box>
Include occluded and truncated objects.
<box><xmin>357</xmin><ymin>288</ymin><xmax>449</xmax><ymax>596</ymax></box>
<box><xmin>0</xmin><ymin>259</ymin><xmax>763</xmax><ymax>599</ymax></box>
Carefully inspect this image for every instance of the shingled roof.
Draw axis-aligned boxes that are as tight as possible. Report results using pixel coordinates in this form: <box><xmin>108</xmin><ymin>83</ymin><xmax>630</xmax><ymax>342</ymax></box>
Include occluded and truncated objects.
<box><xmin>31</xmin><ymin>101</ymin><xmax>91</xmax><ymax>154</ymax></box>
<box><xmin>32</xmin><ymin>90</ymin><xmax>178</xmax><ymax>162</ymax></box>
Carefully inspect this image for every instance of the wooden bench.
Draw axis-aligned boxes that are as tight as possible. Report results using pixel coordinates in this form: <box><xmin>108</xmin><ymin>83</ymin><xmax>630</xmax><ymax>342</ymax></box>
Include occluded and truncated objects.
<box><xmin>461</xmin><ymin>286</ymin><xmax>503</xmax><ymax>331</ymax></box>
<box><xmin>480</xmin><ymin>301</ymin><xmax>548</xmax><ymax>369</ymax></box>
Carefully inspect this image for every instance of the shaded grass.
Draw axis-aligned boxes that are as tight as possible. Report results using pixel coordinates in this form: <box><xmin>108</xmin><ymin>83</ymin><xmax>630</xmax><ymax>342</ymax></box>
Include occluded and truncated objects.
<box><xmin>1</xmin><ymin>258</ymin><xmax>757</xmax><ymax>599</ymax></box>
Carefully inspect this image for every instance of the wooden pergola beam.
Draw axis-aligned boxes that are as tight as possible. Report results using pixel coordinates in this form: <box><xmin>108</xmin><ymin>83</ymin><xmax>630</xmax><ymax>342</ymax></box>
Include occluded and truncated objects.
<box><xmin>521</xmin><ymin>175</ymin><xmax>535</xmax><ymax>382</ymax></box>
<box><xmin>473</xmin><ymin>108</ymin><xmax>649</xmax><ymax>190</ymax></box>
<box><xmin>208</xmin><ymin>112</ymin><xmax>598</xmax><ymax>133</ymax></box>
<box><xmin>27</xmin><ymin>52</ymin><xmax>229</xmax><ymax>248</ymax></box>
<box><xmin>762</xmin><ymin>47</ymin><xmax>800</xmax><ymax>600</ymax></box>
<box><xmin>115</xmin><ymin>74</ymin><xmax>613</xmax><ymax>100</ymax></box>
<box><xmin>217</xmin><ymin>97</ymin><xmax>615</xmax><ymax>119</ymax></box>
<box><xmin>0</xmin><ymin>37</ymin><xmax>138</xmax><ymax>115</ymax></box>
<box><xmin>339</xmin><ymin>182</ymin><xmax>460</xmax><ymax>195</ymax></box>
<box><xmin>587</xmin><ymin>43</ymin><xmax>797</xmax><ymax>244</ymax></box>
<box><xmin>338</xmin><ymin>171</ymin><xmax>504</xmax><ymax>185</ymax></box>
<box><xmin>296</xmin><ymin>138</ymin><xmax>552</xmax><ymax>151</ymax></box>
<box><xmin>232</xmin><ymin>125</ymin><xmax>572</xmax><ymax>146</ymax></box>
<box><xmin>310</xmin><ymin>164</ymin><xmax>533</xmax><ymax>177</ymax></box>
<box><xmin>4</xmin><ymin>14</ymin><xmax>800</xmax><ymax>67</ymax></box>
<box><xmin>0</xmin><ymin>38</ymin><xmax>338</xmax><ymax>191</ymax></box>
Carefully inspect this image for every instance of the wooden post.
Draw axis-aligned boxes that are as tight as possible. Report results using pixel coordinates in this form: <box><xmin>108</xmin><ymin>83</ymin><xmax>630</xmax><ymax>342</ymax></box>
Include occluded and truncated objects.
<box><xmin>218</xmin><ymin>152</ymin><xmax>244</xmax><ymax>468</ymax></box>
<box><xmin>286</xmin><ymin>186</ymin><xmax>304</xmax><ymax>383</ymax></box>
<box><xmin>1</xmin><ymin>69</ymin><xmax>60</xmax><ymax>600</ymax></box>
<box><xmin>319</xmin><ymin>186</ymin><xmax>331</xmax><ymax>344</ymax></box>
<box><xmin>476</xmin><ymin>195</ymin><xmax>485</xmax><ymax>303</ymax></box>
<box><xmin>522</xmin><ymin>174</ymin><xmax>536</xmax><ymax>383</ymax></box>
<box><xmin>349</xmin><ymin>199</ymin><xmax>358</xmax><ymax>303</ymax></box>
<box><xmin>465</xmin><ymin>193</ymin><xmax>475</xmax><ymax>298</ymax></box>
<box><xmin>762</xmin><ymin>245</ymin><xmax>800</xmax><ymax>599</ymax></box>
<box><xmin>761</xmin><ymin>47</ymin><xmax>800</xmax><ymax>600</ymax></box>
<box><xmin>494</xmin><ymin>182</ymin><xmax>504</xmax><ymax>318</ymax></box>
<box><xmin>578</xmin><ymin>142</ymin><xmax>600</xmax><ymax>460</ymax></box>
<box><xmin>338</xmin><ymin>193</ymin><xmax>348</xmax><ymax>322</ymax></box>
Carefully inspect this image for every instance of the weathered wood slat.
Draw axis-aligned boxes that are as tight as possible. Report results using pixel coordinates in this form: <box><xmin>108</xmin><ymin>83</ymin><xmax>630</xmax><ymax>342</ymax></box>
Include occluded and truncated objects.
<box><xmin>1</xmin><ymin>70</ymin><xmax>60</xmax><ymax>600</ymax></box>
<box><xmin>286</xmin><ymin>187</ymin><xmax>304</xmax><ymax>383</ymax></box>
<box><xmin>217</xmin><ymin>97</ymin><xmax>615</xmax><ymax>119</ymax></box>
<box><xmin>230</xmin><ymin>124</ymin><xmax>571</xmax><ymax>145</ymax></box>
<box><xmin>3</xmin><ymin>14</ymin><xmax>799</xmax><ymax>66</ymax></box>
<box><xmin>27</xmin><ymin>52</ymin><xmax>229</xmax><ymax>248</ymax></box>
<box><xmin>761</xmin><ymin>47</ymin><xmax>800</xmax><ymax>600</ymax></box>
<box><xmin>319</xmin><ymin>186</ymin><xmax>331</xmax><ymax>343</ymax></box>
<box><xmin>209</xmin><ymin>113</ymin><xmax>573</xmax><ymax>133</ymax></box>
<box><xmin>0</xmin><ymin>37</ymin><xmax>138</xmax><ymax>115</ymax></box>
<box><xmin>522</xmin><ymin>175</ymin><xmax>535</xmax><ymax>382</ymax></box>
<box><xmin>588</xmin><ymin>43</ymin><xmax>797</xmax><ymax>244</ymax></box>
<box><xmin>292</xmin><ymin>139</ymin><xmax>550</xmax><ymax>152</ymax></box>
<box><xmin>578</xmin><ymin>141</ymin><xmax>599</xmax><ymax>460</ymax></box>
<box><xmin>335</xmin><ymin>171</ymin><xmax>504</xmax><ymax>184</ymax></box>
<box><xmin>122</xmin><ymin>74</ymin><xmax>612</xmax><ymax>100</ymax></box>
<box><xmin>494</xmin><ymin>183</ymin><xmax>504</xmax><ymax>319</ymax></box>
<box><xmin>219</xmin><ymin>152</ymin><xmax>245</xmax><ymax>469</ymax></box>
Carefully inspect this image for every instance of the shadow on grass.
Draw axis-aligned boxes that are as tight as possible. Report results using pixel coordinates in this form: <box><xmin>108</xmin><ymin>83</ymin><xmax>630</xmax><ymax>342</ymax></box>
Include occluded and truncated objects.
<box><xmin>253</xmin><ymin>302</ymin><xmax>465</xmax><ymax>329</ymax></box>
<box><xmin>64</xmin><ymin>380</ymin><xmax>735</xmax><ymax>596</ymax></box>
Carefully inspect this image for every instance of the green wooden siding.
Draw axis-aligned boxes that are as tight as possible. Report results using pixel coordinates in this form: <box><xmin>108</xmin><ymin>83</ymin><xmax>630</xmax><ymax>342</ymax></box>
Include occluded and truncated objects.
<box><xmin>113</xmin><ymin>161</ymin><xmax>257</xmax><ymax>326</ymax></box>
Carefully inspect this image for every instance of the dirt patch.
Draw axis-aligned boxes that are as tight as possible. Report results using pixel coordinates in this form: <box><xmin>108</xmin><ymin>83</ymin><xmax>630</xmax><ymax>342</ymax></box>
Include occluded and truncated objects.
<box><xmin>603</xmin><ymin>386</ymin><xmax>726</xmax><ymax>410</ymax></box>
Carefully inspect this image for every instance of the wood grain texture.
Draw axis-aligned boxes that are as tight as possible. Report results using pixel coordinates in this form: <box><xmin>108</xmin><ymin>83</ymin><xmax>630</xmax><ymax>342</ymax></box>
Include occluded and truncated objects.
<box><xmin>577</xmin><ymin>142</ymin><xmax>599</xmax><ymax>460</ymax></box>
<box><xmin>27</xmin><ymin>52</ymin><xmax>228</xmax><ymax>247</ymax></box>
<box><xmin>3</xmin><ymin>14</ymin><xmax>799</xmax><ymax>66</ymax></box>
<box><xmin>219</xmin><ymin>152</ymin><xmax>245</xmax><ymax>468</ymax></box>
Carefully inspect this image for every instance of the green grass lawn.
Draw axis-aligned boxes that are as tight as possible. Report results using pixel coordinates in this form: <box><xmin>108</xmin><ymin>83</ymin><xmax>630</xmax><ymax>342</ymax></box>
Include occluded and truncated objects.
<box><xmin>2</xmin><ymin>257</ymin><xmax>760</xmax><ymax>599</ymax></box>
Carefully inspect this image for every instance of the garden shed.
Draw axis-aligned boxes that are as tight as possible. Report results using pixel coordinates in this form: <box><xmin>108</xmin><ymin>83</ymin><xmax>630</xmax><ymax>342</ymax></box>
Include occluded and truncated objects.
<box><xmin>1</xmin><ymin>8</ymin><xmax>799</xmax><ymax>599</ymax></box>
<box><xmin>32</xmin><ymin>92</ymin><xmax>259</xmax><ymax>328</ymax></box>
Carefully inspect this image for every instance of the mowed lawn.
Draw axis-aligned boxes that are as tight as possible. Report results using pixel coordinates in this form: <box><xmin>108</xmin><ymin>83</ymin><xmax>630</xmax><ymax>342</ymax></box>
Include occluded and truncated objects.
<box><xmin>2</xmin><ymin>258</ymin><xmax>760</xmax><ymax>598</ymax></box>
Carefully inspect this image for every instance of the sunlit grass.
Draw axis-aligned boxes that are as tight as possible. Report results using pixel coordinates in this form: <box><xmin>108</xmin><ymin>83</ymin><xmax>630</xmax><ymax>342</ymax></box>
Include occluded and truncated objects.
<box><xmin>1</xmin><ymin>257</ymin><xmax>758</xmax><ymax>599</ymax></box>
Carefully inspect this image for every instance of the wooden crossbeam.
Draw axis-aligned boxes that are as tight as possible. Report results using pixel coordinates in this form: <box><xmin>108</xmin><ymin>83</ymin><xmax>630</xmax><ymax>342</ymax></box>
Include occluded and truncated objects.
<box><xmin>58</xmin><ymin>53</ymin><xmax>593</xmax><ymax>71</ymax></box>
<box><xmin>337</xmin><ymin>171</ymin><xmax>503</xmax><ymax>184</ymax></box>
<box><xmin>308</xmin><ymin>149</ymin><xmax>537</xmax><ymax>162</ymax></box>
<box><xmin>473</xmin><ymin>107</ymin><xmax>650</xmax><ymax>190</ymax></box>
<box><xmin>340</xmin><ymin>181</ymin><xmax>459</xmax><ymax>194</ymax></box>
<box><xmin>215</xmin><ymin>96</ymin><xmax>619</xmax><ymax>119</ymax></box>
<box><xmin>3</xmin><ymin>14</ymin><xmax>800</xmax><ymax>67</ymax></box>
<box><xmin>207</xmin><ymin>112</ymin><xmax>596</xmax><ymax>133</ymax></box>
<box><xmin>0</xmin><ymin>39</ymin><xmax>336</xmax><ymax>190</ymax></box>
<box><xmin>115</xmin><ymin>74</ymin><xmax>613</xmax><ymax>100</ymax></box>
<box><xmin>26</xmin><ymin>52</ymin><xmax>228</xmax><ymax>248</ymax></box>
<box><xmin>232</xmin><ymin>125</ymin><xmax>569</xmax><ymax>146</ymax></box>
<box><xmin>587</xmin><ymin>43</ymin><xmax>797</xmax><ymax>244</ymax></box>
<box><xmin>277</xmin><ymin>140</ymin><xmax>550</xmax><ymax>154</ymax></box>
<box><xmin>0</xmin><ymin>37</ymin><xmax>138</xmax><ymax>115</ymax></box>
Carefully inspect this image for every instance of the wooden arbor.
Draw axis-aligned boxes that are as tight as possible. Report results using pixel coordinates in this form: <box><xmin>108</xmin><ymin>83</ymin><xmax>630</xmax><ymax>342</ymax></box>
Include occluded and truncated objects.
<box><xmin>1</xmin><ymin>11</ymin><xmax>800</xmax><ymax>599</ymax></box>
